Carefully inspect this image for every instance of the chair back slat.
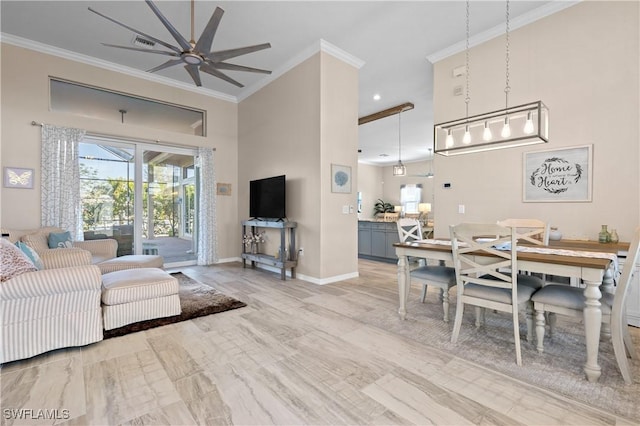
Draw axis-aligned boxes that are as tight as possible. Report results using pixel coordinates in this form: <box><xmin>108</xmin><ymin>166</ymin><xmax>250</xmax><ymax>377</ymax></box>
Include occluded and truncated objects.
<box><xmin>497</xmin><ymin>218</ymin><xmax>550</xmax><ymax>245</ymax></box>
<box><xmin>397</xmin><ymin>218</ymin><xmax>422</xmax><ymax>243</ymax></box>
<box><xmin>612</xmin><ymin>227</ymin><xmax>640</xmax><ymax>315</ymax></box>
<box><xmin>450</xmin><ymin>223</ymin><xmax>518</xmax><ymax>294</ymax></box>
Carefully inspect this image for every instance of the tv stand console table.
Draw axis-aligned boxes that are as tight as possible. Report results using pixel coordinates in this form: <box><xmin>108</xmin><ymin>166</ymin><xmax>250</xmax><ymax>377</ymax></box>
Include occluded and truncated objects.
<box><xmin>241</xmin><ymin>219</ymin><xmax>297</xmax><ymax>280</ymax></box>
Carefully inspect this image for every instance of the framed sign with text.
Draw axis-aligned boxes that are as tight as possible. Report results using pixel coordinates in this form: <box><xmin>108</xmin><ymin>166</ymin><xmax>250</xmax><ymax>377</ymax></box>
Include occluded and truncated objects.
<box><xmin>523</xmin><ymin>145</ymin><xmax>592</xmax><ymax>202</ymax></box>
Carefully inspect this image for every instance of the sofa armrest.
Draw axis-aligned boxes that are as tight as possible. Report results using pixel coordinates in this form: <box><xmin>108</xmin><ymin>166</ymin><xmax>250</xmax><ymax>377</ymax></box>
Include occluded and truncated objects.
<box><xmin>0</xmin><ymin>264</ymin><xmax>102</xmax><ymax>300</ymax></box>
<box><xmin>74</xmin><ymin>239</ymin><xmax>117</xmax><ymax>260</ymax></box>
<box><xmin>39</xmin><ymin>248</ymin><xmax>92</xmax><ymax>269</ymax></box>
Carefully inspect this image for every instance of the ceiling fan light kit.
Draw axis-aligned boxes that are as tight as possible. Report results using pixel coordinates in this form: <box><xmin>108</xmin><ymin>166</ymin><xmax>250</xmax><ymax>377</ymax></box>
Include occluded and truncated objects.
<box><xmin>89</xmin><ymin>0</ymin><xmax>272</xmax><ymax>88</ymax></box>
<box><xmin>434</xmin><ymin>0</ymin><xmax>549</xmax><ymax>156</ymax></box>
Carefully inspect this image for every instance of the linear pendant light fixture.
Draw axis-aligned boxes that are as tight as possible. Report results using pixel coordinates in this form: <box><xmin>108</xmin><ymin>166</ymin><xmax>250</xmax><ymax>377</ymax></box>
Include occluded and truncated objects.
<box><xmin>434</xmin><ymin>0</ymin><xmax>549</xmax><ymax>156</ymax></box>
<box><xmin>393</xmin><ymin>110</ymin><xmax>407</xmax><ymax>176</ymax></box>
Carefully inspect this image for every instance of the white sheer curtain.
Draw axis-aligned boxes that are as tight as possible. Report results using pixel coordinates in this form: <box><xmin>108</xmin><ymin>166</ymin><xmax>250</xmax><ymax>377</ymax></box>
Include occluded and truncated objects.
<box><xmin>197</xmin><ymin>147</ymin><xmax>217</xmax><ymax>265</ymax></box>
<box><xmin>40</xmin><ymin>124</ymin><xmax>85</xmax><ymax>240</ymax></box>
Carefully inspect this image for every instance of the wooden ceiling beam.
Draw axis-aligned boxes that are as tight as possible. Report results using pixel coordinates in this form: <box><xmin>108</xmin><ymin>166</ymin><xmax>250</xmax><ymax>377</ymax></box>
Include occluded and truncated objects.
<box><xmin>358</xmin><ymin>102</ymin><xmax>414</xmax><ymax>126</ymax></box>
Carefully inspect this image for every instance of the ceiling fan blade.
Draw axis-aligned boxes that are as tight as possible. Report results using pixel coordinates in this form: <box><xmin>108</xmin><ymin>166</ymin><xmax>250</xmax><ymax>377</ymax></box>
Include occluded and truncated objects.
<box><xmin>147</xmin><ymin>59</ymin><xmax>183</xmax><ymax>73</ymax></box>
<box><xmin>200</xmin><ymin>63</ymin><xmax>244</xmax><ymax>88</ymax></box>
<box><xmin>101</xmin><ymin>44</ymin><xmax>179</xmax><ymax>57</ymax></box>
<box><xmin>184</xmin><ymin>64</ymin><xmax>202</xmax><ymax>87</ymax></box>
<box><xmin>194</xmin><ymin>7</ymin><xmax>224</xmax><ymax>54</ymax></box>
<box><xmin>208</xmin><ymin>62</ymin><xmax>272</xmax><ymax>75</ymax></box>
<box><xmin>207</xmin><ymin>43</ymin><xmax>271</xmax><ymax>63</ymax></box>
<box><xmin>88</xmin><ymin>7</ymin><xmax>181</xmax><ymax>54</ymax></box>
<box><xmin>144</xmin><ymin>0</ymin><xmax>192</xmax><ymax>52</ymax></box>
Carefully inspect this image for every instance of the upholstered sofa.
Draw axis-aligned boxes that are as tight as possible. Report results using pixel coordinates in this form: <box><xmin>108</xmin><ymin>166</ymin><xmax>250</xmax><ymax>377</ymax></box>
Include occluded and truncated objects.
<box><xmin>1</xmin><ymin>227</ymin><xmax>117</xmax><ymax>268</ymax></box>
<box><xmin>0</xmin><ymin>239</ymin><xmax>103</xmax><ymax>364</ymax></box>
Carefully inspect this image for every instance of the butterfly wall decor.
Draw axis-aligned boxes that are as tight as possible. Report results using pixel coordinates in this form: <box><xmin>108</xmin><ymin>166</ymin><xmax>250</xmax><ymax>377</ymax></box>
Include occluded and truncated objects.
<box><xmin>4</xmin><ymin>167</ymin><xmax>34</xmax><ymax>189</ymax></box>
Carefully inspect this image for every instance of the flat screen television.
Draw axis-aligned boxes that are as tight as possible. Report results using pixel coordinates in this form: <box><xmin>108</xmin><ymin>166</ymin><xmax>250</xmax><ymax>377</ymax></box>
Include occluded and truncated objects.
<box><xmin>249</xmin><ymin>175</ymin><xmax>286</xmax><ymax>219</ymax></box>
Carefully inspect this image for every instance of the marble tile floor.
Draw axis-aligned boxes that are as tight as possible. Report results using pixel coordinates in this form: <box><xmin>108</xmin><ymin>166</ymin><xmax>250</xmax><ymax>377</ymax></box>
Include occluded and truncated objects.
<box><xmin>1</xmin><ymin>260</ymin><xmax>637</xmax><ymax>425</ymax></box>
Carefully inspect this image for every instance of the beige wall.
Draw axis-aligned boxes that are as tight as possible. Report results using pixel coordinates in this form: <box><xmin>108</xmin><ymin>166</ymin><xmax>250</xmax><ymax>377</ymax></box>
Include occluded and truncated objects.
<box><xmin>0</xmin><ymin>44</ymin><xmax>240</xmax><ymax>259</ymax></box>
<box><xmin>319</xmin><ymin>53</ymin><xmax>359</xmax><ymax>279</ymax></box>
<box><xmin>239</xmin><ymin>51</ymin><xmax>359</xmax><ymax>282</ymax></box>
<box><xmin>432</xmin><ymin>1</ymin><xmax>639</xmax><ymax>242</ymax></box>
<box><xmin>357</xmin><ymin>163</ymin><xmax>383</xmax><ymax>219</ymax></box>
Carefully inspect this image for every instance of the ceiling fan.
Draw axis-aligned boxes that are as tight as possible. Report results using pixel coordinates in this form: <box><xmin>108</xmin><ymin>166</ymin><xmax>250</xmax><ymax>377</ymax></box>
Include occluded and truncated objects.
<box><xmin>409</xmin><ymin>148</ymin><xmax>435</xmax><ymax>178</ymax></box>
<box><xmin>89</xmin><ymin>0</ymin><xmax>272</xmax><ymax>88</ymax></box>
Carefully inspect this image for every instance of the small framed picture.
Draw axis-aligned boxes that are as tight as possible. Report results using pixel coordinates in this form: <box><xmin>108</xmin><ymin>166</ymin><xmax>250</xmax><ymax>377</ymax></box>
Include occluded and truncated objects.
<box><xmin>216</xmin><ymin>182</ymin><xmax>232</xmax><ymax>196</ymax></box>
<box><xmin>4</xmin><ymin>167</ymin><xmax>34</xmax><ymax>189</ymax></box>
<box><xmin>331</xmin><ymin>164</ymin><xmax>352</xmax><ymax>193</ymax></box>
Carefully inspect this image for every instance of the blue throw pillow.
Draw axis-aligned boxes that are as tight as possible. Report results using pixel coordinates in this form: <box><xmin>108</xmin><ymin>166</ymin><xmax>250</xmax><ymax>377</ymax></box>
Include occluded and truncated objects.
<box><xmin>48</xmin><ymin>231</ymin><xmax>73</xmax><ymax>249</ymax></box>
<box><xmin>15</xmin><ymin>241</ymin><xmax>45</xmax><ymax>270</ymax></box>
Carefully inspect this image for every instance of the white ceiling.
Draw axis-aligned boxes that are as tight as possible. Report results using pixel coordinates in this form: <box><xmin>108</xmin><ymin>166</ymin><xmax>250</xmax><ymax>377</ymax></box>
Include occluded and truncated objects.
<box><xmin>0</xmin><ymin>1</ymin><xmax>574</xmax><ymax>165</ymax></box>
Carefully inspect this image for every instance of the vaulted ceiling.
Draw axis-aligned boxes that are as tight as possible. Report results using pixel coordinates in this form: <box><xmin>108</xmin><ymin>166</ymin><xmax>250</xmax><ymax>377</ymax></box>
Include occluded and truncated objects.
<box><xmin>1</xmin><ymin>1</ymin><xmax>574</xmax><ymax>165</ymax></box>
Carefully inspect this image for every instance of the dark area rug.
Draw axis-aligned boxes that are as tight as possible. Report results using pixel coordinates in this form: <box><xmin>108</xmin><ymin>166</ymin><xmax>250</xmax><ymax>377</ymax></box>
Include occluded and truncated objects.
<box><xmin>104</xmin><ymin>272</ymin><xmax>246</xmax><ymax>339</ymax></box>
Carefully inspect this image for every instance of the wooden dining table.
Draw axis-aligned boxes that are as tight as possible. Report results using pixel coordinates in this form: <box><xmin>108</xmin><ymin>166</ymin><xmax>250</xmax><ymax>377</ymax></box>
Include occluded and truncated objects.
<box><xmin>393</xmin><ymin>239</ymin><xmax>624</xmax><ymax>383</ymax></box>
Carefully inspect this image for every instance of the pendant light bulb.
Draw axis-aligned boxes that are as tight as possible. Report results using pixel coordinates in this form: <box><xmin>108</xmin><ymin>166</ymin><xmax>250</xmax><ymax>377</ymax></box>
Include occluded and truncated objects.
<box><xmin>482</xmin><ymin>121</ymin><xmax>492</xmax><ymax>141</ymax></box>
<box><xmin>523</xmin><ymin>111</ymin><xmax>534</xmax><ymax>134</ymax></box>
<box><xmin>501</xmin><ymin>116</ymin><xmax>511</xmax><ymax>138</ymax></box>
<box><xmin>445</xmin><ymin>129</ymin><xmax>454</xmax><ymax>148</ymax></box>
<box><xmin>462</xmin><ymin>124</ymin><xmax>471</xmax><ymax>144</ymax></box>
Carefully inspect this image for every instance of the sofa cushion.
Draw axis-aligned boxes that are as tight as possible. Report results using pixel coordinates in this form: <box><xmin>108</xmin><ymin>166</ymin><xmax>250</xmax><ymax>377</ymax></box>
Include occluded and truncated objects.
<box><xmin>48</xmin><ymin>231</ymin><xmax>73</xmax><ymax>249</ymax></box>
<box><xmin>21</xmin><ymin>232</ymin><xmax>50</xmax><ymax>254</ymax></box>
<box><xmin>101</xmin><ymin>268</ymin><xmax>179</xmax><ymax>305</ymax></box>
<box><xmin>1</xmin><ymin>239</ymin><xmax>37</xmax><ymax>282</ymax></box>
<box><xmin>15</xmin><ymin>241</ymin><xmax>44</xmax><ymax>270</ymax></box>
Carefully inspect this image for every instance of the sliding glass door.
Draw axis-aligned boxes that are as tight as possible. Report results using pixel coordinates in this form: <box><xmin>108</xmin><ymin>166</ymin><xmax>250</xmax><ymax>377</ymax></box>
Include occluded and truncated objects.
<box><xmin>79</xmin><ymin>138</ymin><xmax>198</xmax><ymax>266</ymax></box>
<box><xmin>142</xmin><ymin>148</ymin><xmax>197</xmax><ymax>263</ymax></box>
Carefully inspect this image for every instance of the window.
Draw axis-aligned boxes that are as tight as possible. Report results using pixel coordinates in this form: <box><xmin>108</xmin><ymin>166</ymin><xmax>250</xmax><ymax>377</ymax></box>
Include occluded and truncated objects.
<box><xmin>400</xmin><ymin>184</ymin><xmax>422</xmax><ymax>214</ymax></box>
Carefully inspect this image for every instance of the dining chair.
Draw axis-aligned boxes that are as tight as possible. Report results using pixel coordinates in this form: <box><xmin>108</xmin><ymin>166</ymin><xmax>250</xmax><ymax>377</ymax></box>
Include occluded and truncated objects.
<box><xmin>449</xmin><ymin>223</ymin><xmax>544</xmax><ymax>366</ymax></box>
<box><xmin>396</xmin><ymin>218</ymin><xmax>456</xmax><ymax>322</ymax></box>
<box><xmin>531</xmin><ymin>227</ymin><xmax>640</xmax><ymax>383</ymax></box>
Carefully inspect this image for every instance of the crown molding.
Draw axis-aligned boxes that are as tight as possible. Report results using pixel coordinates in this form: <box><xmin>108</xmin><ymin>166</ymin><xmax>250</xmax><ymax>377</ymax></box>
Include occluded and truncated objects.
<box><xmin>426</xmin><ymin>1</ymin><xmax>581</xmax><ymax>63</ymax></box>
<box><xmin>237</xmin><ymin>38</ymin><xmax>364</xmax><ymax>102</ymax></box>
<box><xmin>0</xmin><ymin>33</ymin><xmax>238</xmax><ymax>103</ymax></box>
<box><xmin>1</xmin><ymin>33</ymin><xmax>364</xmax><ymax>105</ymax></box>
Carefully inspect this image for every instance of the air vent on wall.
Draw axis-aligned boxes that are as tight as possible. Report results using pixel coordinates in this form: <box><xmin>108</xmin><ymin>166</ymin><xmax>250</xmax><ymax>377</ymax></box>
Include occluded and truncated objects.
<box><xmin>132</xmin><ymin>35</ymin><xmax>155</xmax><ymax>49</ymax></box>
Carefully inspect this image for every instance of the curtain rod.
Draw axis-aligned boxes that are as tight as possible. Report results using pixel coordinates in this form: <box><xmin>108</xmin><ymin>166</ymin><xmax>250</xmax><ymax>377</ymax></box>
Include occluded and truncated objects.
<box><xmin>30</xmin><ymin>120</ymin><xmax>215</xmax><ymax>151</ymax></box>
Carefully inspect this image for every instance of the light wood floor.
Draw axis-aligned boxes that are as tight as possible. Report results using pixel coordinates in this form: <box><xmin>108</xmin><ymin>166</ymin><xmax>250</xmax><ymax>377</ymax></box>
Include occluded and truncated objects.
<box><xmin>1</xmin><ymin>260</ymin><xmax>636</xmax><ymax>425</ymax></box>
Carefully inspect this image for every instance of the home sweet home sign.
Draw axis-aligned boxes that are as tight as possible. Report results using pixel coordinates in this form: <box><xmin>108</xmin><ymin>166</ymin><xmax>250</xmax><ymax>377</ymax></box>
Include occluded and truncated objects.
<box><xmin>523</xmin><ymin>145</ymin><xmax>592</xmax><ymax>202</ymax></box>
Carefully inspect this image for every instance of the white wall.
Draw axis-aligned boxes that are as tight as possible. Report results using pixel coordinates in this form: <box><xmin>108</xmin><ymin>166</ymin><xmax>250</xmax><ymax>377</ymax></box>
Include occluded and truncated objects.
<box><xmin>432</xmin><ymin>1</ymin><xmax>639</xmax><ymax>242</ymax></box>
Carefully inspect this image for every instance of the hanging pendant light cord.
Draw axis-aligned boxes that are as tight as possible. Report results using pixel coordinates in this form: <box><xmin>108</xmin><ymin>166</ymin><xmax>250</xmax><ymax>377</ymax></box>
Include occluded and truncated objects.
<box><xmin>504</xmin><ymin>0</ymin><xmax>511</xmax><ymax>110</ymax></box>
<box><xmin>465</xmin><ymin>0</ymin><xmax>470</xmax><ymax>120</ymax></box>
<box><xmin>398</xmin><ymin>112</ymin><xmax>402</xmax><ymax>162</ymax></box>
<box><xmin>190</xmin><ymin>0</ymin><xmax>196</xmax><ymax>45</ymax></box>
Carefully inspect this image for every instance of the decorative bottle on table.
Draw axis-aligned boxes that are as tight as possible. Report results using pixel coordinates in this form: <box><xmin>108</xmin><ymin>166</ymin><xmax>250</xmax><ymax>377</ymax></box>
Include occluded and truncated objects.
<box><xmin>609</xmin><ymin>229</ymin><xmax>619</xmax><ymax>244</ymax></box>
<box><xmin>598</xmin><ymin>225</ymin><xmax>610</xmax><ymax>243</ymax></box>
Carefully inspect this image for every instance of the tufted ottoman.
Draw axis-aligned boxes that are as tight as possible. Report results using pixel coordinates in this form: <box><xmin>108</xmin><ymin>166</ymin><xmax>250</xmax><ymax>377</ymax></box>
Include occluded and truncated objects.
<box><xmin>101</xmin><ymin>268</ymin><xmax>180</xmax><ymax>330</ymax></box>
<box><xmin>98</xmin><ymin>254</ymin><xmax>164</xmax><ymax>274</ymax></box>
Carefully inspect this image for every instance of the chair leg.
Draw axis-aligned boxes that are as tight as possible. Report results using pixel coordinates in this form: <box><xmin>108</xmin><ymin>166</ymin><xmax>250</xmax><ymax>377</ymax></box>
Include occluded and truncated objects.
<box><xmin>621</xmin><ymin>307</ymin><xmax>637</xmax><ymax>360</ymax></box>
<box><xmin>535</xmin><ymin>308</ymin><xmax>546</xmax><ymax>354</ymax></box>
<box><xmin>441</xmin><ymin>288</ymin><xmax>450</xmax><ymax>323</ymax></box>
<box><xmin>474</xmin><ymin>307</ymin><xmax>482</xmax><ymax>328</ymax></box>
<box><xmin>525</xmin><ymin>303</ymin><xmax>534</xmax><ymax>342</ymax></box>
<box><xmin>451</xmin><ymin>298</ymin><xmax>464</xmax><ymax>343</ymax></box>
<box><xmin>548</xmin><ymin>312</ymin><xmax>557</xmax><ymax>337</ymax></box>
<box><xmin>512</xmin><ymin>308</ymin><xmax>522</xmax><ymax>366</ymax></box>
<box><xmin>612</xmin><ymin>312</ymin><xmax>634</xmax><ymax>384</ymax></box>
<box><xmin>420</xmin><ymin>284</ymin><xmax>428</xmax><ymax>303</ymax></box>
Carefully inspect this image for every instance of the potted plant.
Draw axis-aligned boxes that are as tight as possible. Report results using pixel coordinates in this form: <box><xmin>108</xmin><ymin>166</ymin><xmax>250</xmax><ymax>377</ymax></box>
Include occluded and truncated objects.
<box><xmin>373</xmin><ymin>198</ymin><xmax>395</xmax><ymax>217</ymax></box>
